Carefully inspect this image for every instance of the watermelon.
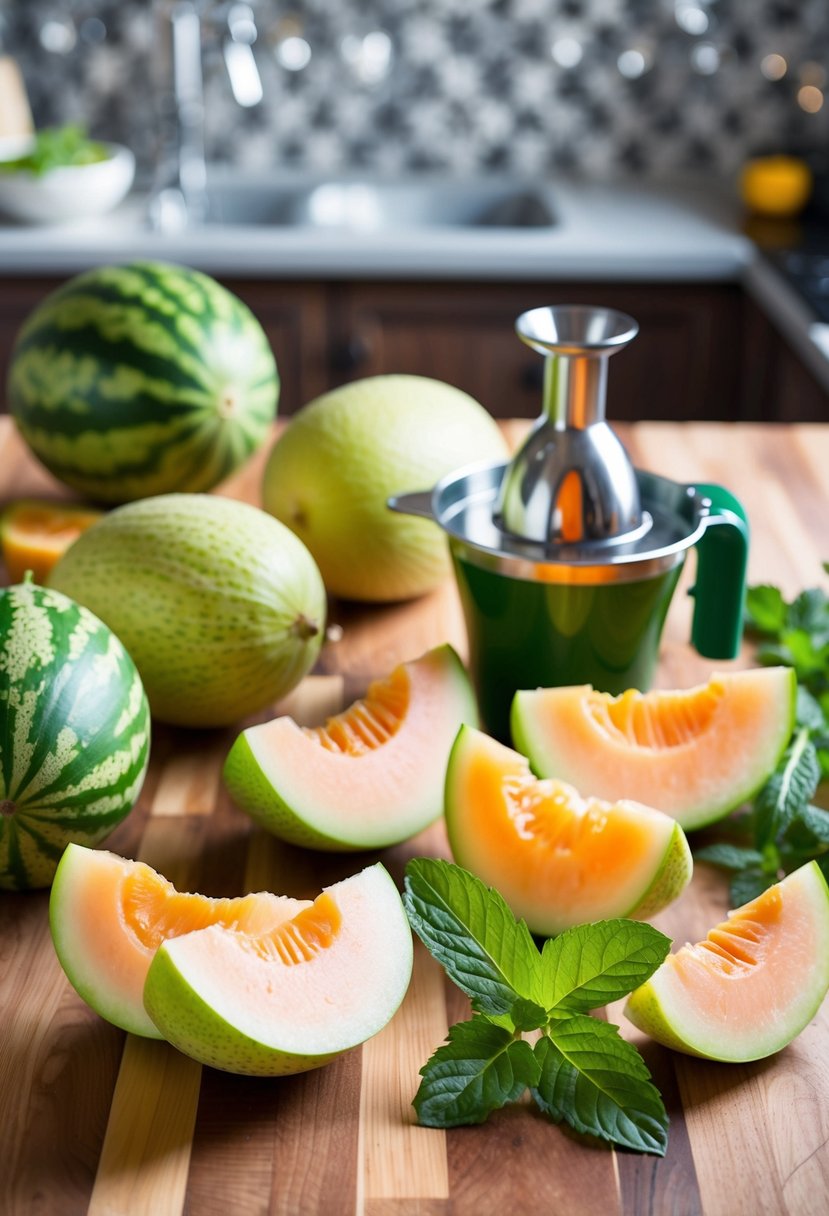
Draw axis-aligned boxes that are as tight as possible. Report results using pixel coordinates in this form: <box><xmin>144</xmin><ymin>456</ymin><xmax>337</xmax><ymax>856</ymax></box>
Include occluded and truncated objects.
<box><xmin>7</xmin><ymin>261</ymin><xmax>278</xmax><ymax>504</ymax></box>
<box><xmin>0</xmin><ymin>581</ymin><xmax>151</xmax><ymax>890</ymax></box>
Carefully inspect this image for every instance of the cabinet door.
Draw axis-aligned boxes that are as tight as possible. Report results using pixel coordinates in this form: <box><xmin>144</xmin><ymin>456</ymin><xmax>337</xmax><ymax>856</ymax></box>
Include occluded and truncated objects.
<box><xmin>328</xmin><ymin>281</ymin><xmax>744</xmax><ymax>420</ymax></box>
<box><xmin>220</xmin><ymin>280</ymin><xmax>329</xmax><ymax>414</ymax></box>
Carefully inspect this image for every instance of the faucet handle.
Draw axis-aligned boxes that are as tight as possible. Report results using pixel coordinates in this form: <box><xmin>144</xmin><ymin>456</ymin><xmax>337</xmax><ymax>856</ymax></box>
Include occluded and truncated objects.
<box><xmin>224</xmin><ymin>4</ymin><xmax>263</xmax><ymax>107</ymax></box>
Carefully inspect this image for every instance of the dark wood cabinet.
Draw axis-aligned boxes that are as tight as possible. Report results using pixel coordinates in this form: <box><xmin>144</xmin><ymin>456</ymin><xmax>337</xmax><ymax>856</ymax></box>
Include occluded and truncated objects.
<box><xmin>0</xmin><ymin>271</ymin><xmax>825</xmax><ymax>423</ymax></box>
<box><xmin>327</xmin><ymin>280</ymin><xmax>745</xmax><ymax>420</ymax></box>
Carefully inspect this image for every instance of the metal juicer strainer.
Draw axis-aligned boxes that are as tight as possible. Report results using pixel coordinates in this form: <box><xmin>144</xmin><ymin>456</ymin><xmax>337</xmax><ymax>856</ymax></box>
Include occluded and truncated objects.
<box><xmin>388</xmin><ymin>304</ymin><xmax>750</xmax><ymax>738</ymax></box>
<box><xmin>497</xmin><ymin>304</ymin><xmax>644</xmax><ymax>548</ymax></box>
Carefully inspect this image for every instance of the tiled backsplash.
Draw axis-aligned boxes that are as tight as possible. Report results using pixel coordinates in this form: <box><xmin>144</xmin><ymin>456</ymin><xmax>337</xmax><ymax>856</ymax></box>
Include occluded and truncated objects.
<box><xmin>3</xmin><ymin>0</ymin><xmax>828</xmax><ymax>186</ymax></box>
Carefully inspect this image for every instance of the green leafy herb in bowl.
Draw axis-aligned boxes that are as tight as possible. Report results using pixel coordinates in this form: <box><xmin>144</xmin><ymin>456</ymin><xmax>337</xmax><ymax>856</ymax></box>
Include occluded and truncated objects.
<box><xmin>0</xmin><ymin>124</ymin><xmax>109</xmax><ymax>175</ymax></box>
<box><xmin>0</xmin><ymin>125</ymin><xmax>134</xmax><ymax>224</ymax></box>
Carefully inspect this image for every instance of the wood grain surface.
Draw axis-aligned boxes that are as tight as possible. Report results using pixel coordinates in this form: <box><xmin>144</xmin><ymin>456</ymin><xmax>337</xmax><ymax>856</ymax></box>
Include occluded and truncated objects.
<box><xmin>1</xmin><ymin>418</ymin><xmax>828</xmax><ymax>1216</ymax></box>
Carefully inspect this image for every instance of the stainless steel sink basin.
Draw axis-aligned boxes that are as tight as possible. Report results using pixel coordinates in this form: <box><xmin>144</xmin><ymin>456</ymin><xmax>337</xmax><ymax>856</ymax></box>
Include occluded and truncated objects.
<box><xmin>201</xmin><ymin>177</ymin><xmax>557</xmax><ymax>231</ymax></box>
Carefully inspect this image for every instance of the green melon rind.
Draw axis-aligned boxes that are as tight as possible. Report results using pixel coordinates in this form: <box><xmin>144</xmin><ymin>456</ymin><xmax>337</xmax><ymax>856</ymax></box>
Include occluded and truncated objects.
<box><xmin>144</xmin><ymin>943</ymin><xmax>343</xmax><ymax>1075</ymax></box>
<box><xmin>142</xmin><ymin>862</ymin><xmax>413</xmax><ymax>1076</ymax></box>
<box><xmin>624</xmin><ymin>821</ymin><xmax>693</xmax><ymax>922</ymax></box>
<box><xmin>0</xmin><ymin>582</ymin><xmax>151</xmax><ymax>891</ymax></box>
<box><xmin>444</xmin><ymin>724</ymin><xmax>691</xmax><ymax>936</ymax></box>
<box><xmin>222</xmin><ymin>644</ymin><xmax>478</xmax><ymax>851</ymax></box>
<box><xmin>624</xmin><ymin>861</ymin><xmax>829</xmax><ymax>1062</ymax></box>
<box><xmin>510</xmin><ymin>668</ymin><xmax>798</xmax><ymax>832</ymax></box>
<box><xmin>49</xmin><ymin>843</ymin><xmax>162</xmax><ymax>1039</ymax></box>
<box><xmin>222</xmin><ymin>730</ymin><xmax>351</xmax><ymax>852</ymax></box>
<box><xmin>9</xmin><ymin>261</ymin><xmax>279</xmax><ymax>504</ymax></box>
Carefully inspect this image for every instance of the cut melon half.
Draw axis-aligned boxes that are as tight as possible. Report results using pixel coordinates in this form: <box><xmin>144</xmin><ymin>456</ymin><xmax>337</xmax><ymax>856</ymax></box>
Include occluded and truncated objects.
<box><xmin>444</xmin><ymin>725</ymin><xmax>692</xmax><ymax>937</ymax></box>
<box><xmin>143</xmin><ymin>862</ymin><xmax>413</xmax><ymax>1075</ymax></box>
<box><xmin>1</xmin><ymin>497</ymin><xmax>102</xmax><ymax>584</ymax></box>
<box><xmin>511</xmin><ymin>667</ymin><xmax>796</xmax><ymax>832</ymax></box>
<box><xmin>49</xmin><ymin>843</ymin><xmax>312</xmax><ymax>1038</ymax></box>
<box><xmin>223</xmin><ymin>643</ymin><xmax>478</xmax><ymax>851</ymax></box>
<box><xmin>625</xmin><ymin>861</ymin><xmax>829</xmax><ymax>1061</ymax></box>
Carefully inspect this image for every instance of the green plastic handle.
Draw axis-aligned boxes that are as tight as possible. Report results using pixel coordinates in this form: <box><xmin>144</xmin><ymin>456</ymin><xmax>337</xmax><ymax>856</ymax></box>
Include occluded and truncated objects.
<box><xmin>688</xmin><ymin>482</ymin><xmax>750</xmax><ymax>659</ymax></box>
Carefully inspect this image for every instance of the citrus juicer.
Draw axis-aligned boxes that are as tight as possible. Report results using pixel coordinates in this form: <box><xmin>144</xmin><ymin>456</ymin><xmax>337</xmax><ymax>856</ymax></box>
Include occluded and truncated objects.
<box><xmin>389</xmin><ymin>304</ymin><xmax>750</xmax><ymax>740</ymax></box>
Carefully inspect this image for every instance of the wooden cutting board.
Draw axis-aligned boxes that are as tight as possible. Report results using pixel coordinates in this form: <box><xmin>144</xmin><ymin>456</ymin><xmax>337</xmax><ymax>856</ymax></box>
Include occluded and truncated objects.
<box><xmin>2</xmin><ymin>419</ymin><xmax>828</xmax><ymax>1216</ymax></box>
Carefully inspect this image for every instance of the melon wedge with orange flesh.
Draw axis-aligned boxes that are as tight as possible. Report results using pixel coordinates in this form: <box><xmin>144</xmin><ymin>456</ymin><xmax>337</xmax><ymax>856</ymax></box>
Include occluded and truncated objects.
<box><xmin>511</xmin><ymin>668</ymin><xmax>796</xmax><ymax>832</ymax></box>
<box><xmin>1</xmin><ymin>498</ymin><xmax>102</xmax><ymax>583</ymax></box>
<box><xmin>143</xmin><ymin>862</ymin><xmax>413</xmax><ymax>1075</ymax></box>
<box><xmin>49</xmin><ymin>843</ymin><xmax>312</xmax><ymax>1038</ymax></box>
<box><xmin>625</xmin><ymin>861</ymin><xmax>829</xmax><ymax>1062</ymax></box>
<box><xmin>223</xmin><ymin>643</ymin><xmax>477</xmax><ymax>851</ymax></box>
<box><xmin>444</xmin><ymin>725</ymin><xmax>692</xmax><ymax>937</ymax></box>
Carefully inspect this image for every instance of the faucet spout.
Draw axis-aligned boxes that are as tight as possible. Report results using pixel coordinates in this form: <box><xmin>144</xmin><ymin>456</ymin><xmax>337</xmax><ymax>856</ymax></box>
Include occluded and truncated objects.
<box><xmin>151</xmin><ymin>0</ymin><xmax>262</xmax><ymax>231</ymax></box>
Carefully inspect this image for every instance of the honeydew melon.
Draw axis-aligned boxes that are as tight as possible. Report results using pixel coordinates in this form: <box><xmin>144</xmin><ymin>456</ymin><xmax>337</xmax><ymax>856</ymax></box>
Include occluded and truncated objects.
<box><xmin>444</xmin><ymin>725</ymin><xmax>692</xmax><ymax>937</ymax></box>
<box><xmin>625</xmin><ymin>861</ymin><xmax>829</xmax><ymax>1062</ymax></box>
<box><xmin>49</xmin><ymin>843</ymin><xmax>311</xmax><ymax>1037</ymax></box>
<box><xmin>511</xmin><ymin>668</ymin><xmax>796</xmax><ymax>832</ymax></box>
<box><xmin>143</xmin><ymin>862</ymin><xmax>413</xmax><ymax>1075</ymax></box>
<box><xmin>48</xmin><ymin>493</ymin><xmax>326</xmax><ymax>727</ymax></box>
<box><xmin>262</xmin><ymin>374</ymin><xmax>509</xmax><ymax>602</ymax></box>
<box><xmin>223</xmin><ymin>644</ymin><xmax>478</xmax><ymax>851</ymax></box>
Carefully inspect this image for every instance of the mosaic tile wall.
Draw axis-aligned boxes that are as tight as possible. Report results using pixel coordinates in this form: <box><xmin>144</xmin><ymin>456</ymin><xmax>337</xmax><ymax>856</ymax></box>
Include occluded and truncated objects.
<box><xmin>2</xmin><ymin>0</ymin><xmax>828</xmax><ymax>186</ymax></box>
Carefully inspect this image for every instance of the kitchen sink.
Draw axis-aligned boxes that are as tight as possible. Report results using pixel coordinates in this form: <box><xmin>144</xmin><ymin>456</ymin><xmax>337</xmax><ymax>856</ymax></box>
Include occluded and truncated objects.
<box><xmin>200</xmin><ymin>178</ymin><xmax>557</xmax><ymax>231</ymax></box>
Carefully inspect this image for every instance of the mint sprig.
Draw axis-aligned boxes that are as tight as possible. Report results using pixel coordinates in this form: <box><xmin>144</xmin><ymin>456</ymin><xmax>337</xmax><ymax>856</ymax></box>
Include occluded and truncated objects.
<box><xmin>403</xmin><ymin>858</ymin><xmax>670</xmax><ymax>1155</ymax></box>
<box><xmin>696</xmin><ymin>566</ymin><xmax>829</xmax><ymax>903</ymax></box>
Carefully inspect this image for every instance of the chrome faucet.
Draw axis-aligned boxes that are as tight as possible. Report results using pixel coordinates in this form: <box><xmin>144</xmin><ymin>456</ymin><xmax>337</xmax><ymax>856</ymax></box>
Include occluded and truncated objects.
<box><xmin>151</xmin><ymin>0</ymin><xmax>262</xmax><ymax>231</ymax></box>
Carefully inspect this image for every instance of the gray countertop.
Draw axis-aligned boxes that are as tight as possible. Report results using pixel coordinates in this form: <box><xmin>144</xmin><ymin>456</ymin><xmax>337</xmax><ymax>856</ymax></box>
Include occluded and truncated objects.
<box><xmin>0</xmin><ymin>174</ymin><xmax>826</xmax><ymax>391</ymax></box>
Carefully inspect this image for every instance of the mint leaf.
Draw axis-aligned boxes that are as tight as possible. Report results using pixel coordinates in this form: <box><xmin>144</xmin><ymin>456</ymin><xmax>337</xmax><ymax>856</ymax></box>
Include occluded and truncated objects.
<box><xmin>694</xmin><ymin>843</ymin><xmax>766</xmax><ymax>871</ymax></box>
<box><xmin>404</xmin><ymin>858</ymin><xmax>540</xmax><ymax>1016</ymax></box>
<box><xmin>745</xmin><ymin>584</ymin><xmax>787</xmax><ymax>635</ymax></box>
<box><xmin>796</xmin><ymin>686</ymin><xmax>828</xmax><ymax>732</ymax></box>
<box><xmin>414</xmin><ymin>1017</ymin><xmax>541</xmax><ymax>1128</ymax></box>
<box><xmin>754</xmin><ymin>729</ymin><xmax>820</xmax><ymax>846</ymax></box>
<box><xmin>787</xmin><ymin>587</ymin><xmax>829</xmax><ymax>634</ymax></box>
<box><xmin>538</xmin><ymin>920</ymin><xmax>670</xmax><ymax>1014</ymax></box>
<box><xmin>730</xmin><ymin>867</ymin><xmax>774</xmax><ymax>906</ymax></box>
<box><xmin>509</xmin><ymin>998</ymin><xmax>548</xmax><ymax>1032</ymax></box>
<box><xmin>532</xmin><ymin>1018</ymin><xmax>667</xmax><ymax>1156</ymax></box>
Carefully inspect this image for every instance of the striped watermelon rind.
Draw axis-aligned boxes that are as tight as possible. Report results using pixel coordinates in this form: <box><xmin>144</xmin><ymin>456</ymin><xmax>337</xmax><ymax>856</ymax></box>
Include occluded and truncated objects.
<box><xmin>0</xmin><ymin>581</ymin><xmax>151</xmax><ymax>890</ymax></box>
<box><xmin>7</xmin><ymin>261</ymin><xmax>278</xmax><ymax>504</ymax></box>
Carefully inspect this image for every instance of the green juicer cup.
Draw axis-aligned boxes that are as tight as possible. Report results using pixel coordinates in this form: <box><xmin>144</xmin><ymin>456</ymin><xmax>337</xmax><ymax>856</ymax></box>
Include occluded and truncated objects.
<box><xmin>390</xmin><ymin>305</ymin><xmax>749</xmax><ymax>739</ymax></box>
<box><xmin>390</xmin><ymin>465</ymin><xmax>749</xmax><ymax>741</ymax></box>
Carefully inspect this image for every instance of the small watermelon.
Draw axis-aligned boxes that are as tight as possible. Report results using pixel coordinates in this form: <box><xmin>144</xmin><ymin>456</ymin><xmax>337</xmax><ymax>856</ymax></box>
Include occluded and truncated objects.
<box><xmin>7</xmin><ymin>261</ymin><xmax>278</xmax><ymax>504</ymax></box>
<box><xmin>0</xmin><ymin>581</ymin><xmax>151</xmax><ymax>890</ymax></box>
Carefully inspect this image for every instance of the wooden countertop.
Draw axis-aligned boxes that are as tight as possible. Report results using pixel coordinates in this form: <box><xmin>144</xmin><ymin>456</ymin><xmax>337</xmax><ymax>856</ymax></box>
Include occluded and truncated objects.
<box><xmin>2</xmin><ymin>418</ymin><xmax>828</xmax><ymax>1216</ymax></box>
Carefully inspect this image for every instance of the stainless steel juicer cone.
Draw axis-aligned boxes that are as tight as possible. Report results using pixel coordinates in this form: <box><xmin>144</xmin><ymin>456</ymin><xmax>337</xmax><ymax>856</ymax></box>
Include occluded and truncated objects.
<box><xmin>497</xmin><ymin>304</ymin><xmax>644</xmax><ymax>547</ymax></box>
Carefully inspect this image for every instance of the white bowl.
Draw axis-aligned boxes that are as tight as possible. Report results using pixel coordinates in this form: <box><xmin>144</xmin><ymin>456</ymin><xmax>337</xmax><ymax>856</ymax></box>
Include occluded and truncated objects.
<box><xmin>0</xmin><ymin>143</ymin><xmax>135</xmax><ymax>224</ymax></box>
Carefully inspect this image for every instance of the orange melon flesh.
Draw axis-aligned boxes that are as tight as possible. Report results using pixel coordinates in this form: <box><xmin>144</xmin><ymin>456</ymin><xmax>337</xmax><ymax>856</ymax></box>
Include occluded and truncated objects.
<box><xmin>445</xmin><ymin>725</ymin><xmax>692</xmax><ymax>937</ymax></box>
<box><xmin>1</xmin><ymin>498</ymin><xmax>102</xmax><ymax>583</ymax></box>
<box><xmin>49</xmin><ymin>843</ymin><xmax>311</xmax><ymax>1038</ymax></box>
<box><xmin>511</xmin><ymin>668</ymin><xmax>796</xmax><ymax>831</ymax></box>
<box><xmin>142</xmin><ymin>862</ymin><xmax>414</xmax><ymax>1075</ymax></box>
<box><xmin>222</xmin><ymin>643</ymin><xmax>478</xmax><ymax>851</ymax></box>
<box><xmin>625</xmin><ymin>862</ymin><xmax>829</xmax><ymax>1061</ymax></box>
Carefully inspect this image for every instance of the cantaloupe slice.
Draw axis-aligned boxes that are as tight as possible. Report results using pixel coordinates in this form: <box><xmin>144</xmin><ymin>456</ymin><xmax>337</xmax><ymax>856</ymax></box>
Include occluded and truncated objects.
<box><xmin>223</xmin><ymin>643</ymin><xmax>478</xmax><ymax>851</ymax></box>
<box><xmin>143</xmin><ymin>862</ymin><xmax>413</xmax><ymax>1075</ymax></box>
<box><xmin>445</xmin><ymin>725</ymin><xmax>692</xmax><ymax>937</ymax></box>
<box><xmin>625</xmin><ymin>862</ymin><xmax>829</xmax><ymax>1061</ymax></box>
<box><xmin>1</xmin><ymin>497</ymin><xmax>102</xmax><ymax>583</ymax></box>
<box><xmin>49</xmin><ymin>843</ymin><xmax>312</xmax><ymax>1038</ymax></box>
<box><xmin>512</xmin><ymin>668</ymin><xmax>796</xmax><ymax>832</ymax></box>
